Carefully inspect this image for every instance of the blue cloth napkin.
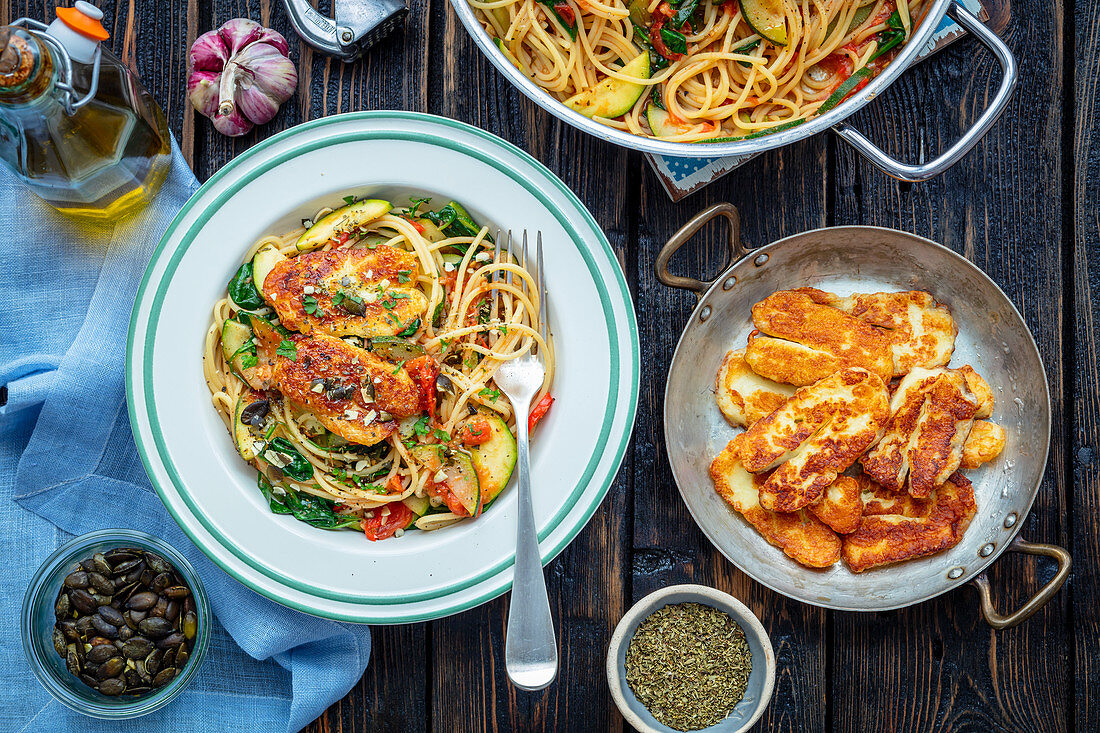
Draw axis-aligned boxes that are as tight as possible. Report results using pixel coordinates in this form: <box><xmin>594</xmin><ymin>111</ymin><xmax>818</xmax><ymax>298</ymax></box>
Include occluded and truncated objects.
<box><xmin>0</xmin><ymin>139</ymin><xmax>371</xmax><ymax>732</ymax></box>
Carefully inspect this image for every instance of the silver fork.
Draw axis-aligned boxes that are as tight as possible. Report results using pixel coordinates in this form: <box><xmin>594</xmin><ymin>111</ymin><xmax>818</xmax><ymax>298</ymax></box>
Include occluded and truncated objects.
<box><xmin>491</xmin><ymin>230</ymin><xmax>557</xmax><ymax>691</ymax></box>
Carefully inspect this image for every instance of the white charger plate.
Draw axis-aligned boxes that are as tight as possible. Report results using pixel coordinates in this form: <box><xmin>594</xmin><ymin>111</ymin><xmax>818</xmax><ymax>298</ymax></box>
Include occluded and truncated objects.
<box><xmin>126</xmin><ymin>112</ymin><xmax>639</xmax><ymax>623</ymax></box>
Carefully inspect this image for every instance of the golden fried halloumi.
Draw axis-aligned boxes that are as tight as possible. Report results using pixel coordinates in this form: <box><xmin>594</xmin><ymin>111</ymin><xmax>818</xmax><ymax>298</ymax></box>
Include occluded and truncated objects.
<box><xmin>264</xmin><ymin>246</ymin><xmax>428</xmax><ymax>339</ymax></box>
<box><xmin>745</xmin><ymin>289</ymin><xmax>894</xmax><ymax>386</ymax></box>
<box><xmin>738</xmin><ymin>367</ymin><xmax>889</xmax><ymax>512</ymax></box>
<box><xmin>715</xmin><ymin>348</ymin><xmax>797</xmax><ymax>427</ymax></box>
<box><xmin>710</xmin><ymin>437</ymin><xmax>841</xmax><ymax>568</ymax></box>
<box><xmin>831</xmin><ymin>290</ymin><xmax>956</xmax><ymax>376</ymax></box>
<box><xmin>254</xmin><ymin>322</ymin><xmax>421</xmax><ymax>446</ymax></box>
<box><xmin>808</xmin><ymin>475</ymin><xmax>863</xmax><ymax>535</ymax></box>
<box><xmin>842</xmin><ymin>473</ymin><xmax>977</xmax><ymax>573</ymax></box>
<box><xmin>960</xmin><ymin>420</ymin><xmax>1006</xmax><ymax>469</ymax></box>
<box><xmin>861</xmin><ymin>366</ymin><xmax>988</xmax><ymax>498</ymax></box>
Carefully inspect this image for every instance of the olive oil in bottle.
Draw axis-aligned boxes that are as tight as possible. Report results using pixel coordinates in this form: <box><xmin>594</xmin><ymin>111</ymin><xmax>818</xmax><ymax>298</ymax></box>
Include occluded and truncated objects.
<box><xmin>0</xmin><ymin>3</ymin><xmax>172</xmax><ymax>222</ymax></box>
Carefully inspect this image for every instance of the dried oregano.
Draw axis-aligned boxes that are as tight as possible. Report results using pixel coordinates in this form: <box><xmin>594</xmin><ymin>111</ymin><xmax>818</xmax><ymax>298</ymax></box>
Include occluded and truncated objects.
<box><xmin>625</xmin><ymin>602</ymin><xmax>752</xmax><ymax>730</ymax></box>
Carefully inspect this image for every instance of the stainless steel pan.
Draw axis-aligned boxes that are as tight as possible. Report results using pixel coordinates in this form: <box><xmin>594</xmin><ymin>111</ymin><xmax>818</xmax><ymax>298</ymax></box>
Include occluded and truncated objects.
<box><xmin>449</xmin><ymin>0</ymin><xmax>1017</xmax><ymax>181</ymax></box>
<box><xmin>657</xmin><ymin>203</ymin><xmax>1070</xmax><ymax>628</ymax></box>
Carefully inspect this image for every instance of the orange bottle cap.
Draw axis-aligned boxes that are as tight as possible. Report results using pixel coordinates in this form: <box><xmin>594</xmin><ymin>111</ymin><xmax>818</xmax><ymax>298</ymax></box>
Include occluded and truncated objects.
<box><xmin>56</xmin><ymin>5</ymin><xmax>109</xmax><ymax>42</ymax></box>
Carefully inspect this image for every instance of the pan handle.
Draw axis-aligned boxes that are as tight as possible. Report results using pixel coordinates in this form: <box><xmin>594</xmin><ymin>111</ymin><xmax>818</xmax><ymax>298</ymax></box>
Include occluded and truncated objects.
<box><xmin>831</xmin><ymin>2</ymin><xmax>1018</xmax><ymax>182</ymax></box>
<box><xmin>656</xmin><ymin>203</ymin><xmax>750</xmax><ymax>298</ymax></box>
<box><xmin>969</xmin><ymin>537</ymin><xmax>1071</xmax><ymax>630</ymax></box>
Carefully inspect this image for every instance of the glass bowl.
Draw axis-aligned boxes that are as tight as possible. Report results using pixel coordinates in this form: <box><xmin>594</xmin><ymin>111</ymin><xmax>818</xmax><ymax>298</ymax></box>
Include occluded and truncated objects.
<box><xmin>21</xmin><ymin>529</ymin><xmax>211</xmax><ymax>719</ymax></box>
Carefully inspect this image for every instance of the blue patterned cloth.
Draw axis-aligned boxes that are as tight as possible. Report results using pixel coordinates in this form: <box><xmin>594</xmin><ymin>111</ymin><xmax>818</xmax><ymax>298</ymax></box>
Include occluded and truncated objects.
<box><xmin>0</xmin><ymin>139</ymin><xmax>371</xmax><ymax>732</ymax></box>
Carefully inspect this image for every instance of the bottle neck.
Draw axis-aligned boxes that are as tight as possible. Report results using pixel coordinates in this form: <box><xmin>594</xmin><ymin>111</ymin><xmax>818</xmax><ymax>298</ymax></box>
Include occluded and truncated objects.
<box><xmin>0</xmin><ymin>28</ymin><xmax>56</xmax><ymax>106</ymax></box>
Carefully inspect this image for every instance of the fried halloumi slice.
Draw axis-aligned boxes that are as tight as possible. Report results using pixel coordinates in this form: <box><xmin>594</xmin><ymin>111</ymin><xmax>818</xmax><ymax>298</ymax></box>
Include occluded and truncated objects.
<box><xmin>711</xmin><ymin>437</ymin><xmax>841</xmax><ymax>568</ymax></box>
<box><xmin>842</xmin><ymin>473</ymin><xmax>977</xmax><ymax>573</ymax></box>
<box><xmin>715</xmin><ymin>348</ymin><xmax>797</xmax><ymax>427</ymax></box>
<box><xmin>263</xmin><ymin>246</ymin><xmax>428</xmax><ymax>339</ymax></box>
<box><xmin>830</xmin><ymin>290</ymin><xmax>956</xmax><ymax>377</ymax></box>
<box><xmin>738</xmin><ymin>367</ymin><xmax>890</xmax><ymax>512</ymax></box>
<box><xmin>808</xmin><ymin>475</ymin><xmax>863</xmax><ymax>535</ymax></box>
<box><xmin>861</xmin><ymin>366</ymin><xmax>986</xmax><ymax>498</ymax></box>
<box><xmin>745</xmin><ymin>288</ymin><xmax>894</xmax><ymax>386</ymax></box>
<box><xmin>254</xmin><ymin>322</ymin><xmax>421</xmax><ymax>446</ymax></box>
<box><xmin>960</xmin><ymin>420</ymin><xmax>1006</xmax><ymax>469</ymax></box>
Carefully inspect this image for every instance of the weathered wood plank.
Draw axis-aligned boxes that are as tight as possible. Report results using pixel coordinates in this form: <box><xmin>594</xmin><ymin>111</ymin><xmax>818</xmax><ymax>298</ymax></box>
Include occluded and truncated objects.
<box><xmin>830</xmin><ymin>6</ymin><xmax>1070</xmax><ymax>730</ymax></box>
<box><xmin>633</xmin><ymin>137</ymin><xmax>831</xmax><ymax>733</ymax></box>
<box><xmin>425</xmin><ymin>6</ymin><xmax>634</xmax><ymax>733</ymax></box>
<box><xmin>1072</xmin><ymin>0</ymin><xmax>1100</xmax><ymax>726</ymax></box>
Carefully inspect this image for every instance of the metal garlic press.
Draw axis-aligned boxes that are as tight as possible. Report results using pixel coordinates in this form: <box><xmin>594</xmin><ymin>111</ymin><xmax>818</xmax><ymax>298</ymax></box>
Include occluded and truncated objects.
<box><xmin>281</xmin><ymin>0</ymin><xmax>406</xmax><ymax>62</ymax></box>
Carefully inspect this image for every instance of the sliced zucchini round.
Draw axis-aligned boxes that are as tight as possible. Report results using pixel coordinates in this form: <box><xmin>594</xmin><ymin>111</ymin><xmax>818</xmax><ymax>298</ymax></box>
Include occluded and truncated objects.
<box><xmin>369</xmin><ymin>336</ymin><xmax>427</xmax><ymax>362</ymax></box>
<box><xmin>295</xmin><ymin>198</ymin><xmax>393</xmax><ymax>253</ymax></box>
<box><xmin>468</xmin><ymin>413</ymin><xmax>517</xmax><ymax>506</ymax></box>
<box><xmin>251</xmin><ymin>243</ymin><xmax>286</xmax><ymax>298</ymax></box>
<box><xmin>645</xmin><ymin>103</ymin><xmax>684</xmax><ymax>138</ymax></box>
<box><xmin>233</xmin><ymin>391</ymin><xmax>275</xmax><ymax>461</ymax></box>
<box><xmin>740</xmin><ymin>0</ymin><xmax>788</xmax><ymax>45</ymax></box>
<box><xmin>221</xmin><ymin>318</ymin><xmax>253</xmax><ymax>379</ymax></box>
<box><xmin>564</xmin><ymin>52</ymin><xmax>651</xmax><ymax>119</ymax></box>
<box><xmin>446</xmin><ymin>452</ymin><xmax>481</xmax><ymax>516</ymax></box>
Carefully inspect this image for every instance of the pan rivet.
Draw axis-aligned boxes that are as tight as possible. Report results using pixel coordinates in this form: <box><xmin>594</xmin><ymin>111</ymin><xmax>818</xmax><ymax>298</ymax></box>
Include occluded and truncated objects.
<box><xmin>700</xmin><ymin>306</ymin><xmax>712</xmax><ymax>322</ymax></box>
<box><xmin>723</xmin><ymin>277</ymin><xmax>736</xmax><ymax>290</ymax></box>
<box><xmin>341</xmin><ymin>30</ymin><xmax>354</xmax><ymax>43</ymax></box>
<box><xmin>980</xmin><ymin>543</ymin><xmax>995</xmax><ymax>557</ymax></box>
<box><xmin>1004</xmin><ymin>513</ymin><xmax>1017</xmax><ymax>528</ymax></box>
<box><xmin>753</xmin><ymin>254</ymin><xmax>769</xmax><ymax>267</ymax></box>
<box><xmin>948</xmin><ymin>567</ymin><xmax>964</xmax><ymax>579</ymax></box>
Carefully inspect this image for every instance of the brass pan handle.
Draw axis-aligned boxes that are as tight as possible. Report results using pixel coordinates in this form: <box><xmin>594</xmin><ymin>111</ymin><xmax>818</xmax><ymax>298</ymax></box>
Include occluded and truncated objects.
<box><xmin>970</xmin><ymin>537</ymin><xmax>1071</xmax><ymax>629</ymax></box>
<box><xmin>655</xmin><ymin>203</ymin><xmax>750</xmax><ymax>298</ymax></box>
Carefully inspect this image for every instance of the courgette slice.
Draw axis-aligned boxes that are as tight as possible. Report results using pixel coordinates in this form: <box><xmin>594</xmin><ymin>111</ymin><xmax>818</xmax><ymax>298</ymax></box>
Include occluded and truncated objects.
<box><xmin>627</xmin><ymin>0</ymin><xmax>651</xmax><ymax>25</ymax></box>
<box><xmin>740</xmin><ymin>0</ymin><xmax>788</xmax><ymax>45</ymax></box>
<box><xmin>564</xmin><ymin>52</ymin><xmax>651</xmax><ymax>119</ymax></box>
<box><xmin>221</xmin><ymin>319</ymin><xmax>253</xmax><ymax>375</ymax></box>
<box><xmin>295</xmin><ymin>198</ymin><xmax>393</xmax><ymax>253</ymax></box>
<box><xmin>494</xmin><ymin>37</ymin><xmax>522</xmax><ymax>70</ymax></box>
<box><xmin>251</xmin><ymin>243</ymin><xmax>286</xmax><ymax>297</ymax></box>
<box><xmin>410</xmin><ymin>444</ymin><xmax>481</xmax><ymax>516</ymax></box>
<box><xmin>446</xmin><ymin>453</ymin><xmax>481</xmax><ymax>516</ymax></box>
<box><xmin>403</xmin><ymin>494</ymin><xmax>431</xmax><ymax>517</ymax></box>
<box><xmin>369</xmin><ymin>336</ymin><xmax>427</xmax><ymax>363</ymax></box>
<box><xmin>645</xmin><ymin>103</ymin><xmax>683</xmax><ymax>138</ymax></box>
<box><xmin>414</xmin><ymin>218</ymin><xmax>447</xmax><ymax>243</ymax></box>
<box><xmin>468</xmin><ymin>413</ymin><xmax>517</xmax><ymax>506</ymax></box>
<box><xmin>233</xmin><ymin>390</ymin><xmax>275</xmax><ymax>461</ymax></box>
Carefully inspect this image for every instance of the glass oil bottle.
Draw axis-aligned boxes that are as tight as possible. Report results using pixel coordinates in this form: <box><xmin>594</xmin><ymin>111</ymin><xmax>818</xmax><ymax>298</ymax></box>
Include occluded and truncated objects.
<box><xmin>0</xmin><ymin>2</ymin><xmax>172</xmax><ymax>222</ymax></box>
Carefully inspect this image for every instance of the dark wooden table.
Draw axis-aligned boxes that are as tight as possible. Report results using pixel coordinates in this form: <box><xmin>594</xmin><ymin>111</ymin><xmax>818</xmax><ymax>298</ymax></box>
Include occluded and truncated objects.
<box><xmin>5</xmin><ymin>0</ymin><xmax>1094</xmax><ymax>729</ymax></box>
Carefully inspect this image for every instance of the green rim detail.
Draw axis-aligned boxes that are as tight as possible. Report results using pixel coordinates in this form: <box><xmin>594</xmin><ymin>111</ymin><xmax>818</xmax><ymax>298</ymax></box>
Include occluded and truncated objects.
<box><xmin>126</xmin><ymin>111</ymin><xmax>640</xmax><ymax>623</ymax></box>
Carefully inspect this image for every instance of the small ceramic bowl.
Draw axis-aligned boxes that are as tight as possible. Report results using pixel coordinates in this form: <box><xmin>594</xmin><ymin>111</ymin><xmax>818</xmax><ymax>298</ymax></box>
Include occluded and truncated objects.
<box><xmin>21</xmin><ymin>529</ymin><xmax>211</xmax><ymax>719</ymax></box>
<box><xmin>606</xmin><ymin>584</ymin><xmax>776</xmax><ymax>733</ymax></box>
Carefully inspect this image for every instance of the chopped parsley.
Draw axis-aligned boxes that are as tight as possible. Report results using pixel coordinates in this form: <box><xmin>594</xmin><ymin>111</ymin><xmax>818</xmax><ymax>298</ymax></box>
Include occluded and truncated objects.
<box><xmin>276</xmin><ymin>339</ymin><xmax>297</xmax><ymax>361</ymax></box>
<box><xmin>342</xmin><ymin>195</ymin><xmax>357</xmax><ymax>206</ymax></box>
<box><xmin>332</xmin><ymin>291</ymin><xmax>345</xmax><ymax>306</ymax></box>
<box><xmin>397</xmin><ymin>270</ymin><xmax>412</xmax><ymax>284</ymax></box>
<box><xmin>303</xmin><ymin>295</ymin><xmax>323</xmax><ymax>316</ymax></box>
<box><xmin>401</xmin><ymin>197</ymin><xmax>431</xmax><ymax>216</ymax></box>
<box><xmin>240</xmin><ymin>352</ymin><xmax>259</xmax><ymax>369</ymax></box>
<box><xmin>391</xmin><ymin>359</ymin><xmax>406</xmax><ymax>374</ymax></box>
<box><xmin>413</xmin><ymin>415</ymin><xmax>432</xmax><ymax>437</ymax></box>
<box><xmin>478</xmin><ymin>387</ymin><xmax>500</xmax><ymax>402</ymax></box>
<box><xmin>434</xmin><ymin>428</ymin><xmax>451</xmax><ymax>442</ymax></box>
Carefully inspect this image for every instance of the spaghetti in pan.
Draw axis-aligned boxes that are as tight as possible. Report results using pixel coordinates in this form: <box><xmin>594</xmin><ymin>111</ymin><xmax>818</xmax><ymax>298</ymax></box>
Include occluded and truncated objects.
<box><xmin>203</xmin><ymin>195</ymin><xmax>555</xmax><ymax>541</ymax></box>
<box><xmin>470</xmin><ymin>0</ymin><xmax>926</xmax><ymax>141</ymax></box>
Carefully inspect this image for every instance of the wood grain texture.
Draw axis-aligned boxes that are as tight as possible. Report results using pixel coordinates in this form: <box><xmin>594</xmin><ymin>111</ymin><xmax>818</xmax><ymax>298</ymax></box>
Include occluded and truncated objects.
<box><xmin>831</xmin><ymin>1</ymin><xmax>1071</xmax><ymax>730</ymax></box>
<box><xmin>1</xmin><ymin>0</ymin><xmax>1085</xmax><ymax>730</ymax></box>
<box><xmin>633</xmin><ymin>136</ymin><xmax>831</xmax><ymax>733</ymax></box>
<box><xmin>1072</xmin><ymin>0</ymin><xmax>1100</xmax><ymax>727</ymax></box>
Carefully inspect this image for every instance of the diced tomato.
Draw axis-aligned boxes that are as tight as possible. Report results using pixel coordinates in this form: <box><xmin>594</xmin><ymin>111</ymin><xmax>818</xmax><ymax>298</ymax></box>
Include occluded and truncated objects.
<box><xmin>428</xmin><ymin>481</ymin><xmax>471</xmax><ymax>517</ymax></box>
<box><xmin>817</xmin><ymin>53</ymin><xmax>853</xmax><ymax>79</ymax></box>
<box><xmin>553</xmin><ymin>2</ymin><xmax>575</xmax><ymax>25</ymax></box>
<box><xmin>648</xmin><ymin>16</ymin><xmax>684</xmax><ymax>61</ymax></box>
<box><xmin>332</xmin><ymin>232</ymin><xmax>352</xmax><ymax>247</ymax></box>
<box><xmin>457</xmin><ymin>415</ymin><xmax>492</xmax><ymax>446</ymax></box>
<box><xmin>362</xmin><ymin>501</ymin><xmax>413</xmax><ymax>541</ymax></box>
<box><xmin>528</xmin><ymin>394</ymin><xmax>554</xmax><ymax>432</ymax></box>
<box><xmin>405</xmin><ymin>356</ymin><xmax>440</xmax><ymax>418</ymax></box>
<box><xmin>405</xmin><ymin>218</ymin><xmax>425</xmax><ymax>234</ymax></box>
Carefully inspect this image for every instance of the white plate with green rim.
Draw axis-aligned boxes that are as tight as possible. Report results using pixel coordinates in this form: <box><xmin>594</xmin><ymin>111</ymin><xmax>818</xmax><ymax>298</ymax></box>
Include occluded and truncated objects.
<box><xmin>126</xmin><ymin>111</ymin><xmax>640</xmax><ymax>623</ymax></box>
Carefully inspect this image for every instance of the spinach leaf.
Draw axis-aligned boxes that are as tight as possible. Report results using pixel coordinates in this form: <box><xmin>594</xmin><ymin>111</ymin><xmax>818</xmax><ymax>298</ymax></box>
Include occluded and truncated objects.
<box><xmin>228</xmin><ymin>262</ymin><xmax>265</xmax><ymax>310</ymax></box>
<box><xmin>283</xmin><ymin>489</ymin><xmax>362</xmax><ymax>530</ymax></box>
<box><xmin>535</xmin><ymin>0</ymin><xmax>577</xmax><ymax>40</ymax></box>
<box><xmin>672</xmin><ymin>0</ymin><xmax>701</xmax><ymax>28</ymax></box>
<box><xmin>397</xmin><ymin>318</ymin><xmax>421</xmax><ymax>338</ymax></box>
<box><xmin>660</xmin><ymin>26</ymin><xmax>688</xmax><ymax>54</ymax></box>
<box><xmin>869</xmin><ymin>11</ymin><xmax>906</xmax><ymax>61</ymax></box>
<box><xmin>733</xmin><ymin>38</ymin><xmax>761</xmax><ymax>67</ymax></box>
<box><xmin>257</xmin><ymin>472</ymin><xmax>292</xmax><ymax>515</ymax></box>
<box><xmin>265</xmin><ymin>437</ymin><xmax>314</xmax><ymax>481</ymax></box>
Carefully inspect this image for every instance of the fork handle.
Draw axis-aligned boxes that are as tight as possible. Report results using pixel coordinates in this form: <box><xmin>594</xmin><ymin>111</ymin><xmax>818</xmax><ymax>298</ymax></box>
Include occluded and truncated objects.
<box><xmin>504</xmin><ymin>405</ymin><xmax>558</xmax><ymax>690</ymax></box>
